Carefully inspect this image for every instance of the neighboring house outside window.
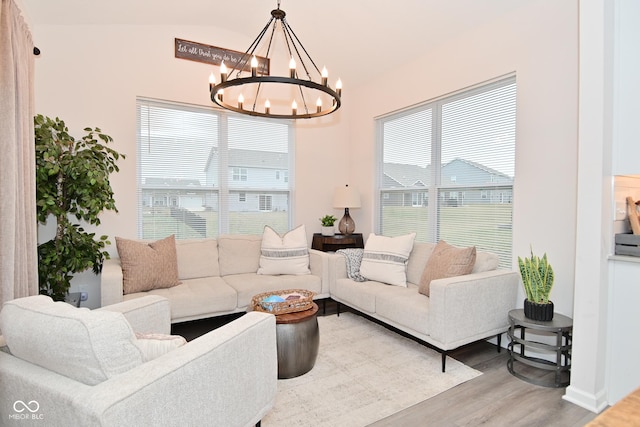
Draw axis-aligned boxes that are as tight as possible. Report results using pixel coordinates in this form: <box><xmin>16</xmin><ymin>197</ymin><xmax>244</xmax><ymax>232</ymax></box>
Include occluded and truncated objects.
<box><xmin>376</xmin><ymin>76</ymin><xmax>516</xmax><ymax>267</ymax></box>
<box><xmin>137</xmin><ymin>98</ymin><xmax>293</xmax><ymax>239</ymax></box>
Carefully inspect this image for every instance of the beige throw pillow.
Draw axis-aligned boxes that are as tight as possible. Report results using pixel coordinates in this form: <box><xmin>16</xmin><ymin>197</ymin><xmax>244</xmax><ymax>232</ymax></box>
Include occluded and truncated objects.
<box><xmin>418</xmin><ymin>240</ymin><xmax>476</xmax><ymax>297</ymax></box>
<box><xmin>116</xmin><ymin>235</ymin><xmax>181</xmax><ymax>295</ymax></box>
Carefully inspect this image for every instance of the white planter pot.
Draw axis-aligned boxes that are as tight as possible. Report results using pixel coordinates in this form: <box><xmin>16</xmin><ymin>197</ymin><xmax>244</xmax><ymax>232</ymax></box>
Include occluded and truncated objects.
<box><xmin>321</xmin><ymin>226</ymin><xmax>334</xmax><ymax>236</ymax></box>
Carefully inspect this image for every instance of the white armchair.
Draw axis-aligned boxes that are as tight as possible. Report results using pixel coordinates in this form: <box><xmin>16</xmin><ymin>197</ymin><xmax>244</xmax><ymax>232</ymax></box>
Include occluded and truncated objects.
<box><xmin>0</xmin><ymin>295</ymin><xmax>277</xmax><ymax>427</ymax></box>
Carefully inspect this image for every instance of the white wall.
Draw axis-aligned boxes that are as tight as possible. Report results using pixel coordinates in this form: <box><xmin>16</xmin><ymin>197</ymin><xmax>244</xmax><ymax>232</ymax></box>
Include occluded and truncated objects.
<box><xmin>347</xmin><ymin>1</ymin><xmax>579</xmax><ymax>316</ymax></box>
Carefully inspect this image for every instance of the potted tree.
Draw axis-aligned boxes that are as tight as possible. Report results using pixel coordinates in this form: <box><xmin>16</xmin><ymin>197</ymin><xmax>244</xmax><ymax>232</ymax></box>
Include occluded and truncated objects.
<box><xmin>517</xmin><ymin>248</ymin><xmax>555</xmax><ymax>321</ymax></box>
<box><xmin>35</xmin><ymin>114</ymin><xmax>125</xmax><ymax>301</ymax></box>
<box><xmin>319</xmin><ymin>215</ymin><xmax>337</xmax><ymax>236</ymax></box>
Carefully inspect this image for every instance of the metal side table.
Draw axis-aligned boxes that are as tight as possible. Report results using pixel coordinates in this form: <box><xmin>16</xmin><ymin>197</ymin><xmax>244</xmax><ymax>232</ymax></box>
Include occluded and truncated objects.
<box><xmin>507</xmin><ymin>309</ymin><xmax>572</xmax><ymax>388</ymax></box>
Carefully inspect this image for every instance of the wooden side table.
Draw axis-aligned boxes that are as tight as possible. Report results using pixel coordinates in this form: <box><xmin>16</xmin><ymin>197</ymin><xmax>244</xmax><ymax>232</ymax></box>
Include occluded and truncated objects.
<box><xmin>311</xmin><ymin>233</ymin><xmax>364</xmax><ymax>252</ymax></box>
<box><xmin>507</xmin><ymin>309</ymin><xmax>572</xmax><ymax>388</ymax></box>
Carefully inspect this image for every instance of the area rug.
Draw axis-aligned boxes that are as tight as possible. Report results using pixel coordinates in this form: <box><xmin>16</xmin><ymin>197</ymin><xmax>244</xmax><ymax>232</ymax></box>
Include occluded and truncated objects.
<box><xmin>262</xmin><ymin>312</ymin><xmax>482</xmax><ymax>426</ymax></box>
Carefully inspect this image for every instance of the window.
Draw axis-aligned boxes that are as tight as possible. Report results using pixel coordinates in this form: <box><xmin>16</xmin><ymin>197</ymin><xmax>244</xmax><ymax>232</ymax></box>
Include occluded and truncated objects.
<box><xmin>376</xmin><ymin>77</ymin><xmax>516</xmax><ymax>267</ymax></box>
<box><xmin>232</xmin><ymin>168</ymin><xmax>248</xmax><ymax>181</ymax></box>
<box><xmin>259</xmin><ymin>195</ymin><xmax>273</xmax><ymax>211</ymax></box>
<box><xmin>137</xmin><ymin>98</ymin><xmax>293</xmax><ymax>239</ymax></box>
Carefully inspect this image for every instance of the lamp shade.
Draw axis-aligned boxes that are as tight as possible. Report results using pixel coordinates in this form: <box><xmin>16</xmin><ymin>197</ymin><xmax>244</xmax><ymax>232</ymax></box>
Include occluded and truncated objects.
<box><xmin>333</xmin><ymin>185</ymin><xmax>361</xmax><ymax>209</ymax></box>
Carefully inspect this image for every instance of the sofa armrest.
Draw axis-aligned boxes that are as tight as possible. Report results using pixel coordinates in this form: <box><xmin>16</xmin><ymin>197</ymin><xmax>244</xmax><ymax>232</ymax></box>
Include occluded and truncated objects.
<box><xmin>428</xmin><ymin>269</ymin><xmax>519</xmax><ymax>349</ymax></box>
<box><xmin>97</xmin><ymin>295</ymin><xmax>171</xmax><ymax>335</ymax></box>
<box><xmin>309</xmin><ymin>249</ymin><xmax>331</xmax><ymax>295</ymax></box>
<box><xmin>0</xmin><ymin>312</ymin><xmax>277</xmax><ymax>427</ymax></box>
<box><xmin>92</xmin><ymin>311</ymin><xmax>277</xmax><ymax>426</ymax></box>
<box><xmin>326</xmin><ymin>252</ymin><xmax>348</xmax><ymax>294</ymax></box>
<box><xmin>101</xmin><ymin>257</ymin><xmax>124</xmax><ymax>308</ymax></box>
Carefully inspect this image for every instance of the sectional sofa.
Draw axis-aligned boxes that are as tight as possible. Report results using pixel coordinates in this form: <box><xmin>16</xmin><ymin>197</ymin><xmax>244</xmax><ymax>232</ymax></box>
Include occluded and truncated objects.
<box><xmin>100</xmin><ymin>232</ymin><xmax>519</xmax><ymax>371</ymax></box>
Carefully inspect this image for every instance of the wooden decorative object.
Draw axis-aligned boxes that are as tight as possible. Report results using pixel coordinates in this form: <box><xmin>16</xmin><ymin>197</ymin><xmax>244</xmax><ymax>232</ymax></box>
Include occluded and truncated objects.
<box><xmin>626</xmin><ymin>197</ymin><xmax>640</xmax><ymax>235</ymax></box>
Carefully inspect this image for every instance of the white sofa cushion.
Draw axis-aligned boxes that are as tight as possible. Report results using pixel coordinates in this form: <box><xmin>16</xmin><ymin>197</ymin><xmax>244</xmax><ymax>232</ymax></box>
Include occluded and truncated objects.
<box><xmin>472</xmin><ymin>251</ymin><xmax>500</xmax><ymax>273</ymax></box>
<box><xmin>257</xmin><ymin>225</ymin><xmax>311</xmax><ymax>275</ymax></box>
<box><xmin>218</xmin><ymin>234</ymin><xmax>262</xmax><ymax>276</ymax></box>
<box><xmin>360</xmin><ymin>233</ymin><xmax>416</xmax><ymax>287</ymax></box>
<box><xmin>0</xmin><ymin>295</ymin><xmax>143</xmax><ymax>385</ymax></box>
<box><xmin>176</xmin><ymin>238</ymin><xmax>220</xmax><ymax>279</ymax></box>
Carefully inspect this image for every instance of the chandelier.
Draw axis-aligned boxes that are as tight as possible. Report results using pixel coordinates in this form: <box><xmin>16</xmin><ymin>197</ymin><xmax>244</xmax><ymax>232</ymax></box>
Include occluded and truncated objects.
<box><xmin>208</xmin><ymin>1</ymin><xmax>342</xmax><ymax>119</ymax></box>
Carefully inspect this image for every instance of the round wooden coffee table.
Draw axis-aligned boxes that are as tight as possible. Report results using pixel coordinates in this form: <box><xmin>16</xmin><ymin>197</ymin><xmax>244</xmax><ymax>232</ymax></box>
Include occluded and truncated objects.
<box><xmin>274</xmin><ymin>303</ymin><xmax>319</xmax><ymax>379</ymax></box>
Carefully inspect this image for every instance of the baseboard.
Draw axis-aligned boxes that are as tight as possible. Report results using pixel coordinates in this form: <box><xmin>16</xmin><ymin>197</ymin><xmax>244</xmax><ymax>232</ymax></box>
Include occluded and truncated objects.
<box><xmin>563</xmin><ymin>385</ymin><xmax>609</xmax><ymax>414</ymax></box>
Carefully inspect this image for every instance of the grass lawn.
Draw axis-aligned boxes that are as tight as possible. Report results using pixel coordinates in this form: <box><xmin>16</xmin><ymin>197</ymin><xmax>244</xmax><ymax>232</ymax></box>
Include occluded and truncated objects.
<box><xmin>382</xmin><ymin>204</ymin><xmax>512</xmax><ymax>268</ymax></box>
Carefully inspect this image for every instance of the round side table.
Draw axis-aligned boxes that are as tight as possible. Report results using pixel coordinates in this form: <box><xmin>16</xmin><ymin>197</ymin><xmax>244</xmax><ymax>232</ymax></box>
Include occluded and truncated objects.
<box><xmin>274</xmin><ymin>303</ymin><xmax>319</xmax><ymax>379</ymax></box>
<box><xmin>507</xmin><ymin>308</ymin><xmax>572</xmax><ymax>388</ymax></box>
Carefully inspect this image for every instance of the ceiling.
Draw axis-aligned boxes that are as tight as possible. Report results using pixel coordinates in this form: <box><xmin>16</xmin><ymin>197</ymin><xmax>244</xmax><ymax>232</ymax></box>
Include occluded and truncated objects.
<box><xmin>20</xmin><ymin>0</ymin><xmax>528</xmax><ymax>85</ymax></box>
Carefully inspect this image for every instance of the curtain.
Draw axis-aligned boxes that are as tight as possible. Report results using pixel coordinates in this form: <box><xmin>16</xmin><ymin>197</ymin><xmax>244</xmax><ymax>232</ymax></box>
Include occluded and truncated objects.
<box><xmin>0</xmin><ymin>0</ymin><xmax>37</xmax><ymax>309</ymax></box>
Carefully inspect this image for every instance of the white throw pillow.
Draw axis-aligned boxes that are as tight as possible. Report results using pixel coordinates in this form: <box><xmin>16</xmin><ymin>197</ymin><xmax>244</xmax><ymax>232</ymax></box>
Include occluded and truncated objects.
<box><xmin>257</xmin><ymin>225</ymin><xmax>311</xmax><ymax>275</ymax></box>
<box><xmin>360</xmin><ymin>233</ymin><xmax>416</xmax><ymax>287</ymax></box>
<box><xmin>135</xmin><ymin>333</ymin><xmax>187</xmax><ymax>362</ymax></box>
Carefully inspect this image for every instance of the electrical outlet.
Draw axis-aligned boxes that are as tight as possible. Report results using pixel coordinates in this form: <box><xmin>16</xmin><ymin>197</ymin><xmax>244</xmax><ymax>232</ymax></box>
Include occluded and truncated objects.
<box><xmin>80</xmin><ymin>292</ymin><xmax>88</xmax><ymax>302</ymax></box>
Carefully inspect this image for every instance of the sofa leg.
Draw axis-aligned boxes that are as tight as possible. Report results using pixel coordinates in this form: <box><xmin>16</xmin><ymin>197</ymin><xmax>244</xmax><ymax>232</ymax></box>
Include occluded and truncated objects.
<box><xmin>497</xmin><ymin>333</ymin><xmax>502</xmax><ymax>352</ymax></box>
<box><xmin>256</xmin><ymin>421</ymin><xmax>261</xmax><ymax>427</ymax></box>
<box><xmin>336</xmin><ymin>301</ymin><xmax>341</xmax><ymax>317</ymax></box>
<box><xmin>441</xmin><ymin>351</ymin><xmax>447</xmax><ymax>372</ymax></box>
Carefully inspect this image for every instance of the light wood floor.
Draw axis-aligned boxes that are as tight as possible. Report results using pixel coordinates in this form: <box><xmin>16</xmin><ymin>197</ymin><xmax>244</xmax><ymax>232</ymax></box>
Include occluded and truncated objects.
<box><xmin>172</xmin><ymin>299</ymin><xmax>599</xmax><ymax>427</ymax></box>
<box><xmin>371</xmin><ymin>340</ymin><xmax>598</xmax><ymax>427</ymax></box>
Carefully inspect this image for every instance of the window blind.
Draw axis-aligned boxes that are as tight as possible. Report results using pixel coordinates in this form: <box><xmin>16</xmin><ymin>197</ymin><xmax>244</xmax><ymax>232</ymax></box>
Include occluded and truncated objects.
<box><xmin>377</xmin><ymin>77</ymin><xmax>516</xmax><ymax>267</ymax></box>
<box><xmin>136</xmin><ymin>98</ymin><xmax>292</xmax><ymax>239</ymax></box>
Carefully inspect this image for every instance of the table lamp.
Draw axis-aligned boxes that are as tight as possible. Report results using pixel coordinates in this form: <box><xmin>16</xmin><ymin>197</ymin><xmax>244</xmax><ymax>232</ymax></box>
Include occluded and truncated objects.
<box><xmin>333</xmin><ymin>185</ymin><xmax>361</xmax><ymax>235</ymax></box>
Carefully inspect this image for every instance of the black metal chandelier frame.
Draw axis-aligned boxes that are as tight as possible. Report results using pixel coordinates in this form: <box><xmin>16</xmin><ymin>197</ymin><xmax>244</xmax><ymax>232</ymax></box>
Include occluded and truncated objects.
<box><xmin>209</xmin><ymin>3</ymin><xmax>341</xmax><ymax>119</ymax></box>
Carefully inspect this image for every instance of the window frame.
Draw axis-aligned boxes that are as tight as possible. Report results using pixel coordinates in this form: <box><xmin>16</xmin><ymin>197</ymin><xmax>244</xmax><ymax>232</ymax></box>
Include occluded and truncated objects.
<box><xmin>136</xmin><ymin>98</ymin><xmax>295</xmax><ymax>239</ymax></box>
<box><xmin>375</xmin><ymin>75</ymin><xmax>516</xmax><ymax>266</ymax></box>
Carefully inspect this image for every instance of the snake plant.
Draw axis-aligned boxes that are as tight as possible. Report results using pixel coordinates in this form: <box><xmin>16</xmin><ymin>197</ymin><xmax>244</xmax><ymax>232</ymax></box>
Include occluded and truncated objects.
<box><xmin>517</xmin><ymin>248</ymin><xmax>554</xmax><ymax>304</ymax></box>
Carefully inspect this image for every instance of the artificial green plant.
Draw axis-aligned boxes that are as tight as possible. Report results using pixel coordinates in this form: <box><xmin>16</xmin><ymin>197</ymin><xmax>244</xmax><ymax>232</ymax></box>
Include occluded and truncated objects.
<box><xmin>319</xmin><ymin>214</ymin><xmax>337</xmax><ymax>226</ymax></box>
<box><xmin>517</xmin><ymin>248</ymin><xmax>555</xmax><ymax>304</ymax></box>
<box><xmin>35</xmin><ymin>114</ymin><xmax>125</xmax><ymax>301</ymax></box>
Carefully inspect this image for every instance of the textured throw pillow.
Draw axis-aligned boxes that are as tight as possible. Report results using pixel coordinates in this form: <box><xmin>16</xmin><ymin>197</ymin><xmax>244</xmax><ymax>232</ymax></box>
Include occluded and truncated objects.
<box><xmin>257</xmin><ymin>225</ymin><xmax>311</xmax><ymax>275</ymax></box>
<box><xmin>418</xmin><ymin>240</ymin><xmax>477</xmax><ymax>297</ymax></box>
<box><xmin>116</xmin><ymin>235</ymin><xmax>181</xmax><ymax>295</ymax></box>
<box><xmin>135</xmin><ymin>333</ymin><xmax>187</xmax><ymax>362</ymax></box>
<box><xmin>359</xmin><ymin>233</ymin><xmax>416</xmax><ymax>287</ymax></box>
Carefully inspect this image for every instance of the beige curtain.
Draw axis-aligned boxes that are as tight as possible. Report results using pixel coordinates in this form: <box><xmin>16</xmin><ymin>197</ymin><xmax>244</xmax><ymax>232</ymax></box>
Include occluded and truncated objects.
<box><xmin>0</xmin><ymin>0</ymin><xmax>37</xmax><ymax>308</ymax></box>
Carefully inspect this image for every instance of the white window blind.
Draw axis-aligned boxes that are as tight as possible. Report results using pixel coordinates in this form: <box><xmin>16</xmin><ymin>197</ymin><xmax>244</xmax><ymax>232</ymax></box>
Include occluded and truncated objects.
<box><xmin>377</xmin><ymin>77</ymin><xmax>516</xmax><ymax>267</ymax></box>
<box><xmin>137</xmin><ymin>98</ymin><xmax>292</xmax><ymax>239</ymax></box>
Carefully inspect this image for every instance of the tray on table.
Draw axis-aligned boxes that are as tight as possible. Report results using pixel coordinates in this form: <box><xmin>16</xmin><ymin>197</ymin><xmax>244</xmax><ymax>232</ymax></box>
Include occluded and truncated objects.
<box><xmin>251</xmin><ymin>289</ymin><xmax>315</xmax><ymax>315</ymax></box>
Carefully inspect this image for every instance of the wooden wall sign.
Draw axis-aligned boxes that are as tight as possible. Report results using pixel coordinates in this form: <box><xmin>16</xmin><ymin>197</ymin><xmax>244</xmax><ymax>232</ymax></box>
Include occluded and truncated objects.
<box><xmin>175</xmin><ymin>38</ymin><xmax>270</xmax><ymax>75</ymax></box>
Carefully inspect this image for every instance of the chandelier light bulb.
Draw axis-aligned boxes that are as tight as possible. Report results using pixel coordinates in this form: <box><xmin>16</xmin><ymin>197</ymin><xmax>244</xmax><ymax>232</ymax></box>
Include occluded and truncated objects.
<box><xmin>217</xmin><ymin>88</ymin><xmax>224</xmax><ymax>102</ymax></box>
<box><xmin>321</xmin><ymin>67</ymin><xmax>328</xmax><ymax>86</ymax></box>
<box><xmin>238</xmin><ymin>94</ymin><xmax>244</xmax><ymax>109</ymax></box>
<box><xmin>292</xmin><ymin>100</ymin><xmax>297</xmax><ymax>115</ymax></box>
<box><xmin>265</xmin><ymin>99</ymin><xmax>271</xmax><ymax>114</ymax></box>
<box><xmin>336</xmin><ymin>78</ymin><xmax>343</xmax><ymax>96</ymax></box>
<box><xmin>220</xmin><ymin>61</ymin><xmax>228</xmax><ymax>83</ymax></box>
<box><xmin>251</xmin><ymin>56</ymin><xmax>258</xmax><ymax>77</ymax></box>
<box><xmin>209</xmin><ymin>72</ymin><xmax>216</xmax><ymax>91</ymax></box>
<box><xmin>289</xmin><ymin>57</ymin><xmax>296</xmax><ymax>78</ymax></box>
<box><xmin>316</xmin><ymin>97</ymin><xmax>322</xmax><ymax>113</ymax></box>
